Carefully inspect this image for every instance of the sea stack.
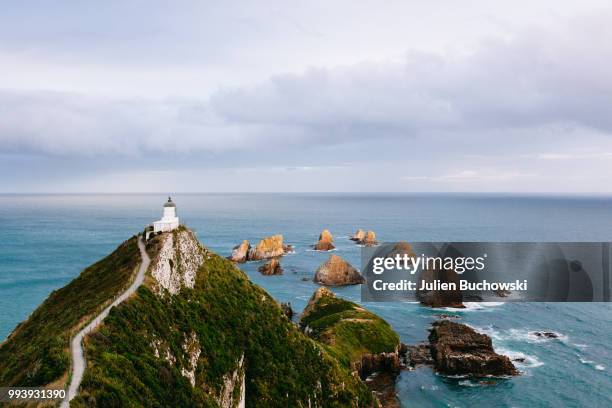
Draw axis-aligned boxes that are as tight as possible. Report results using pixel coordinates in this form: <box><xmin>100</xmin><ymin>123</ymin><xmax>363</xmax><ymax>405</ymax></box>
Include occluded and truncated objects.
<box><xmin>350</xmin><ymin>229</ymin><xmax>366</xmax><ymax>242</ymax></box>
<box><xmin>350</xmin><ymin>229</ymin><xmax>378</xmax><ymax>246</ymax></box>
<box><xmin>258</xmin><ymin>258</ymin><xmax>283</xmax><ymax>275</ymax></box>
<box><xmin>362</xmin><ymin>230</ymin><xmax>378</xmax><ymax>246</ymax></box>
<box><xmin>230</xmin><ymin>240</ymin><xmax>250</xmax><ymax>263</ymax></box>
<box><xmin>428</xmin><ymin>320</ymin><xmax>519</xmax><ymax>377</ymax></box>
<box><xmin>314</xmin><ymin>229</ymin><xmax>335</xmax><ymax>251</ymax></box>
<box><xmin>249</xmin><ymin>234</ymin><xmax>291</xmax><ymax>260</ymax></box>
<box><xmin>314</xmin><ymin>254</ymin><xmax>365</xmax><ymax>286</ymax></box>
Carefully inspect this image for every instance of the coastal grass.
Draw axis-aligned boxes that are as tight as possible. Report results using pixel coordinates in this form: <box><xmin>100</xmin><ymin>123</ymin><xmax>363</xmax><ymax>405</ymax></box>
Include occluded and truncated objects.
<box><xmin>74</xmin><ymin>250</ymin><xmax>373</xmax><ymax>407</ymax></box>
<box><xmin>0</xmin><ymin>236</ymin><xmax>141</xmax><ymax>387</ymax></box>
<box><xmin>300</xmin><ymin>292</ymin><xmax>400</xmax><ymax>368</ymax></box>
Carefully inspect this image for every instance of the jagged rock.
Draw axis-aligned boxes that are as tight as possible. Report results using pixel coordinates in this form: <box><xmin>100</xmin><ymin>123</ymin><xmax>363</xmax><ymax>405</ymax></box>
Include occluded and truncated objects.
<box><xmin>248</xmin><ymin>234</ymin><xmax>291</xmax><ymax>260</ymax></box>
<box><xmin>428</xmin><ymin>320</ymin><xmax>518</xmax><ymax>377</ymax></box>
<box><xmin>362</xmin><ymin>230</ymin><xmax>378</xmax><ymax>246</ymax></box>
<box><xmin>229</xmin><ymin>240</ymin><xmax>250</xmax><ymax>263</ymax></box>
<box><xmin>354</xmin><ymin>351</ymin><xmax>401</xmax><ymax>380</ymax></box>
<box><xmin>314</xmin><ymin>229</ymin><xmax>335</xmax><ymax>251</ymax></box>
<box><xmin>150</xmin><ymin>229</ymin><xmax>206</xmax><ymax>295</ymax></box>
<box><xmin>258</xmin><ymin>258</ymin><xmax>283</xmax><ymax>275</ymax></box>
<box><xmin>350</xmin><ymin>229</ymin><xmax>366</xmax><ymax>242</ymax></box>
<box><xmin>403</xmin><ymin>344</ymin><xmax>433</xmax><ymax>367</ymax></box>
<box><xmin>416</xmin><ymin>267</ymin><xmax>465</xmax><ymax>308</ymax></box>
<box><xmin>350</xmin><ymin>229</ymin><xmax>378</xmax><ymax>246</ymax></box>
<box><xmin>314</xmin><ymin>254</ymin><xmax>365</xmax><ymax>286</ymax></box>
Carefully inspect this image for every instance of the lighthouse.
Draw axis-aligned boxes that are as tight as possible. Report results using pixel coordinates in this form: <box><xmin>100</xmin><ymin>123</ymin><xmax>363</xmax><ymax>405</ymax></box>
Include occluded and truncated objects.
<box><xmin>153</xmin><ymin>197</ymin><xmax>180</xmax><ymax>233</ymax></box>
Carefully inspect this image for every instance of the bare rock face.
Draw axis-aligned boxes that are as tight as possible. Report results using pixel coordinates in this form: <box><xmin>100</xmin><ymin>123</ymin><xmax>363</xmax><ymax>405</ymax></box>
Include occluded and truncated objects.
<box><xmin>149</xmin><ymin>229</ymin><xmax>206</xmax><ymax>296</ymax></box>
<box><xmin>416</xmin><ymin>267</ymin><xmax>465</xmax><ymax>308</ymax></box>
<box><xmin>258</xmin><ymin>258</ymin><xmax>283</xmax><ymax>275</ymax></box>
<box><xmin>428</xmin><ymin>320</ymin><xmax>518</xmax><ymax>377</ymax></box>
<box><xmin>314</xmin><ymin>229</ymin><xmax>335</xmax><ymax>251</ymax></box>
<box><xmin>350</xmin><ymin>229</ymin><xmax>366</xmax><ymax>242</ymax></box>
<box><xmin>248</xmin><ymin>235</ymin><xmax>290</xmax><ymax>260</ymax></box>
<box><xmin>314</xmin><ymin>254</ymin><xmax>365</xmax><ymax>286</ymax></box>
<box><xmin>403</xmin><ymin>344</ymin><xmax>434</xmax><ymax>368</ymax></box>
<box><xmin>230</xmin><ymin>240</ymin><xmax>250</xmax><ymax>263</ymax></box>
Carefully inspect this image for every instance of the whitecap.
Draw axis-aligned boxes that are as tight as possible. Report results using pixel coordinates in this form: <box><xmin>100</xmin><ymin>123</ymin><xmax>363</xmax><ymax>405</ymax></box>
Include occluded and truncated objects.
<box><xmin>497</xmin><ymin>348</ymin><xmax>544</xmax><ymax>369</ymax></box>
<box><xmin>578</xmin><ymin>355</ymin><xmax>606</xmax><ymax>371</ymax></box>
<box><xmin>436</xmin><ymin>302</ymin><xmax>505</xmax><ymax>312</ymax></box>
<box><xmin>458</xmin><ymin>380</ymin><xmax>481</xmax><ymax>387</ymax></box>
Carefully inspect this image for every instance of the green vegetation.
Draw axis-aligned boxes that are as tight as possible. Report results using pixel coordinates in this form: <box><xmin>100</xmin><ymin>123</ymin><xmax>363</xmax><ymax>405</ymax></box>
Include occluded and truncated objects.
<box><xmin>300</xmin><ymin>289</ymin><xmax>400</xmax><ymax>368</ymax></box>
<box><xmin>0</xmin><ymin>236</ymin><xmax>141</xmax><ymax>387</ymax></box>
<box><xmin>74</xmin><ymin>247</ymin><xmax>373</xmax><ymax>407</ymax></box>
<box><xmin>1</xmin><ymin>228</ymin><xmax>396</xmax><ymax>407</ymax></box>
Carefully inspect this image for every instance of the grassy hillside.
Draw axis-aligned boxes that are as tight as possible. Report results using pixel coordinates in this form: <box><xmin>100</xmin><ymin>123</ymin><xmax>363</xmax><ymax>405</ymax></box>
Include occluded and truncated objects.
<box><xmin>74</xmin><ymin>245</ymin><xmax>374</xmax><ymax>407</ymax></box>
<box><xmin>0</xmin><ymin>236</ymin><xmax>141</xmax><ymax>387</ymax></box>
<box><xmin>300</xmin><ymin>288</ymin><xmax>400</xmax><ymax>369</ymax></box>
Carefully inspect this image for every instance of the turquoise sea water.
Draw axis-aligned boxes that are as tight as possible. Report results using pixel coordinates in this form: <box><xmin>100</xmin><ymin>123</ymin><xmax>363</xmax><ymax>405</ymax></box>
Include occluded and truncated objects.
<box><xmin>1</xmin><ymin>193</ymin><xmax>611</xmax><ymax>407</ymax></box>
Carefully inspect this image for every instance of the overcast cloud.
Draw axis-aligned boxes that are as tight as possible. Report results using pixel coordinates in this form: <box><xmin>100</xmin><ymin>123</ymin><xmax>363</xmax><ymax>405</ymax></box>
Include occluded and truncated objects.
<box><xmin>1</xmin><ymin>0</ymin><xmax>611</xmax><ymax>192</ymax></box>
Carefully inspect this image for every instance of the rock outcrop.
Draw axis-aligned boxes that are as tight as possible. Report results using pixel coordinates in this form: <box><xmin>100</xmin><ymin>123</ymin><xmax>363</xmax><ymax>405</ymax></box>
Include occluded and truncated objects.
<box><xmin>531</xmin><ymin>331</ymin><xmax>560</xmax><ymax>339</ymax></box>
<box><xmin>230</xmin><ymin>235</ymin><xmax>292</xmax><ymax>262</ymax></box>
<box><xmin>350</xmin><ymin>229</ymin><xmax>378</xmax><ymax>246</ymax></box>
<box><xmin>258</xmin><ymin>258</ymin><xmax>283</xmax><ymax>275</ymax></box>
<box><xmin>350</xmin><ymin>229</ymin><xmax>366</xmax><ymax>242</ymax></box>
<box><xmin>314</xmin><ymin>229</ymin><xmax>335</xmax><ymax>251</ymax></box>
<box><xmin>362</xmin><ymin>230</ymin><xmax>378</xmax><ymax>246</ymax></box>
<box><xmin>416</xmin><ymin>267</ymin><xmax>465</xmax><ymax>308</ymax></box>
<box><xmin>428</xmin><ymin>320</ymin><xmax>518</xmax><ymax>377</ymax></box>
<box><xmin>248</xmin><ymin>234</ymin><xmax>292</xmax><ymax>260</ymax></box>
<box><xmin>313</xmin><ymin>254</ymin><xmax>365</xmax><ymax>286</ymax></box>
<box><xmin>149</xmin><ymin>228</ymin><xmax>206</xmax><ymax>296</ymax></box>
<box><xmin>230</xmin><ymin>240</ymin><xmax>250</xmax><ymax>263</ymax></box>
<box><xmin>403</xmin><ymin>344</ymin><xmax>434</xmax><ymax>368</ymax></box>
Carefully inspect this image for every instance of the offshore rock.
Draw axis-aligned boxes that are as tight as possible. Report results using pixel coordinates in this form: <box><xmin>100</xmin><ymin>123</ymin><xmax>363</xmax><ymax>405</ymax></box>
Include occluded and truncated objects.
<box><xmin>350</xmin><ymin>229</ymin><xmax>366</xmax><ymax>242</ymax></box>
<box><xmin>258</xmin><ymin>258</ymin><xmax>283</xmax><ymax>275</ymax></box>
<box><xmin>229</xmin><ymin>240</ymin><xmax>250</xmax><ymax>263</ymax></box>
<box><xmin>362</xmin><ymin>230</ymin><xmax>378</xmax><ymax>246</ymax></box>
<box><xmin>314</xmin><ymin>254</ymin><xmax>365</xmax><ymax>286</ymax></box>
<box><xmin>314</xmin><ymin>229</ymin><xmax>335</xmax><ymax>251</ymax></box>
<box><xmin>428</xmin><ymin>320</ymin><xmax>518</xmax><ymax>377</ymax></box>
<box><xmin>248</xmin><ymin>234</ymin><xmax>291</xmax><ymax>260</ymax></box>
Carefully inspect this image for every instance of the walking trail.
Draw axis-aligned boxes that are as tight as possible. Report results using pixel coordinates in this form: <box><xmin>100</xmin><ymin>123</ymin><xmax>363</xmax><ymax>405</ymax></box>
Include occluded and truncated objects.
<box><xmin>61</xmin><ymin>236</ymin><xmax>150</xmax><ymax>407</ymax></box>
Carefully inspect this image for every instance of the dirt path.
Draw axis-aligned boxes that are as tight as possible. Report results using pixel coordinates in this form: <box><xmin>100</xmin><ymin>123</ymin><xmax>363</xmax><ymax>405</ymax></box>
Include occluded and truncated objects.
<box><xmin>61</xmin><ymin>235</ymin><xmax>150</xmax><ymax>407</ymax></box>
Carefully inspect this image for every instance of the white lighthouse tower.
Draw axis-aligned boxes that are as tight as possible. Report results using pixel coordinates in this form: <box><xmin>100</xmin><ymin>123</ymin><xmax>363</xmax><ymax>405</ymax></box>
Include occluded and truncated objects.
<box><xmin>153</xmin><ymin>197</ymin><xmax>180</xmax><ymax>233</ymax></box>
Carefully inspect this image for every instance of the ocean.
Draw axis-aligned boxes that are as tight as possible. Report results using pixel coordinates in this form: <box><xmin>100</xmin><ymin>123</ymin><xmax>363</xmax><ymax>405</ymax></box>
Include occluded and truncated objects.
<box><xmin>1</xmin><ymin>193</ymin><xmax>611</xmax><ymax>407</ymax></box>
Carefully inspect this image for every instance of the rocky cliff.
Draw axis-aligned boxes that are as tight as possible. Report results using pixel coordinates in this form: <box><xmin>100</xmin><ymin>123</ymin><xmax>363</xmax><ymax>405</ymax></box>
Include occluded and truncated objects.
<box><xmin>0</xmin><ymin>226</ymin><xmax>387</xmax><ymax>407</ymax></box>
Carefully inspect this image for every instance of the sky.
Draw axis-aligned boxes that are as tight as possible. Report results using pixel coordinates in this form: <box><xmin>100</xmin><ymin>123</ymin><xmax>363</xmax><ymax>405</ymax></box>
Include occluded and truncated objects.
<box><xmin>1</xmin><ymin>0</ymin><xmax>612</xmax><ymax>193</ymax></box>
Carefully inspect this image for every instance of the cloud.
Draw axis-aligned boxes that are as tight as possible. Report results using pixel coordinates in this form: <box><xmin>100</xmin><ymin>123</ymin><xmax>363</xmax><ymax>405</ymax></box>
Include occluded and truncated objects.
<box><xmin>1</xmin><ymin>8</ymin><xmax>612</xmax><ymax>192</ymax></box>
<box><xmin>1</xmin><ymin>11</ymin><xmax>611</xmax><ymax>160</ymax></box>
